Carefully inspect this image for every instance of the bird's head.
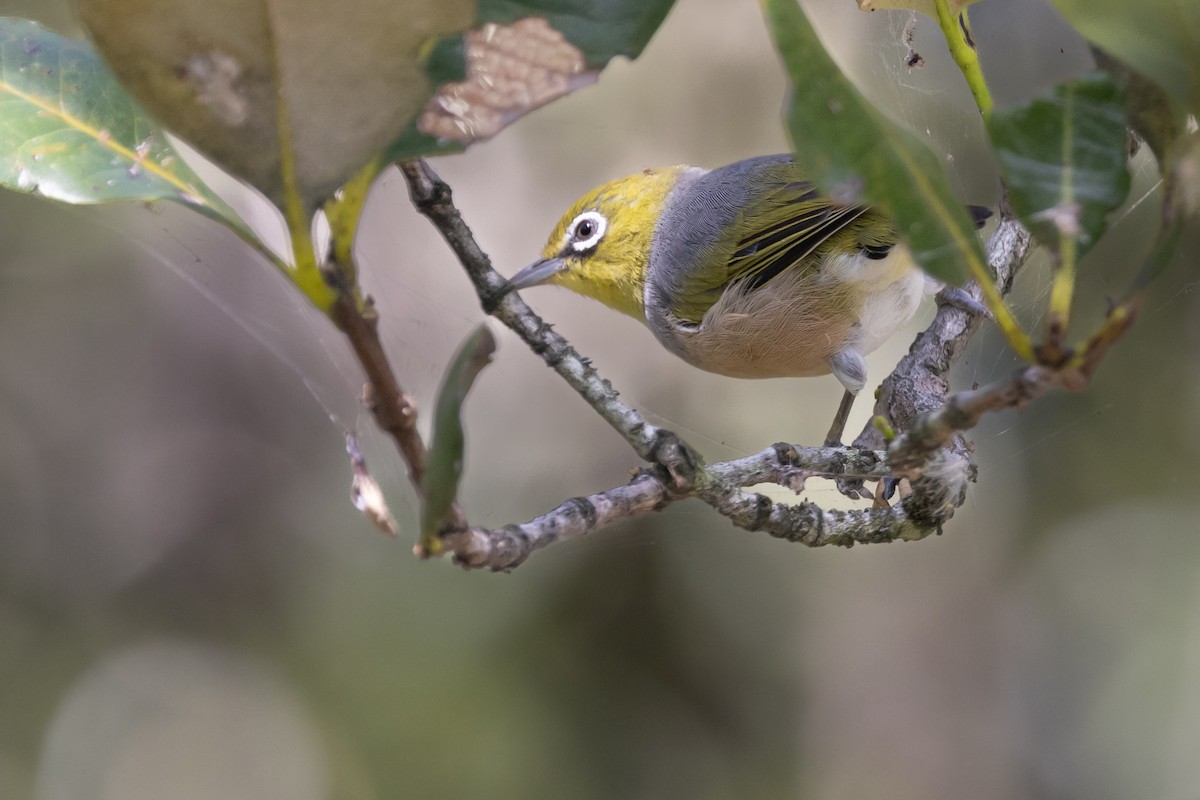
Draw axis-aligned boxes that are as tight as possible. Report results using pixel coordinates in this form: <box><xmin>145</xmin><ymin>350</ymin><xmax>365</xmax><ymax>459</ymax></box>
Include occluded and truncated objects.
<box><xmin>509</xmin><ymin>165</ymin><xmax>688</xmax><ymax>320</ymax></box>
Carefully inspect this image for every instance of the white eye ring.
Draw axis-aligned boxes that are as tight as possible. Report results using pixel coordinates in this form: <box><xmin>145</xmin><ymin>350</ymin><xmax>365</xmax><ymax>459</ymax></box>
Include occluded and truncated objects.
<box><xmin>567</xmin><ymin>211</ymin><xmax>607</xmax><ymax>253</ymax></box>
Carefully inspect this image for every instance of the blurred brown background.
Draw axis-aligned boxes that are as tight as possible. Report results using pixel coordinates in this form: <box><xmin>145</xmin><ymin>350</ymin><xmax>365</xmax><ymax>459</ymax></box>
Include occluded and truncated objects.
<box><xmin>2</xmin><ymin>1</ymin><xmax>1199</xmax><ymax>798</ymax></box>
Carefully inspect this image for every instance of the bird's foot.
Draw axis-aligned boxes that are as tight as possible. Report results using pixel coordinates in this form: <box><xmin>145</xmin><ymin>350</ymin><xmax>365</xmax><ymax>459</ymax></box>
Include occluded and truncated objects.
<box><xmin>938</xmin><ymin>286</ymin><xmax>994</xmax><ymax>320</ymax></box>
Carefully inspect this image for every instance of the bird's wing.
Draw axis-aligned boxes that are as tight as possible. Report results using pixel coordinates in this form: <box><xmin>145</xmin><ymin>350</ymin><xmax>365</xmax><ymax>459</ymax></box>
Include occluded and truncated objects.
<box><xmin>668</xmin><ymin>170</ymin><xmax>898</xmax><ymax>326</ymax></box>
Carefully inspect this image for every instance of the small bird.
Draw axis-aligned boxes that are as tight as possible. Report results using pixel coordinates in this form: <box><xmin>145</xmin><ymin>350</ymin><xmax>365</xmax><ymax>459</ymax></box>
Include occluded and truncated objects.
<box><xmin>510</xmin><ymin>154</ymin><xmax>989</xmax><ymax>446</ymax></box>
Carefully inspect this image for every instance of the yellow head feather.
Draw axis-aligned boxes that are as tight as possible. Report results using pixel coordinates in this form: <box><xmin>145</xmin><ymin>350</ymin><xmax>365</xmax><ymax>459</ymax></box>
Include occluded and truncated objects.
<box><xmin>539</xmin><ymin>165</ymin><xmax>688</xmax><ymax>320</ymax></box>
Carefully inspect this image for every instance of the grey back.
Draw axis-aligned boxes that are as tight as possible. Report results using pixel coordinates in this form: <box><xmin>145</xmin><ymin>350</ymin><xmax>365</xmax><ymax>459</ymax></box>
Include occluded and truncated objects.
<box><xmin>645</xmin><ymin>153</ymin><xmax>793</xmax><ymax>345</ymax></box>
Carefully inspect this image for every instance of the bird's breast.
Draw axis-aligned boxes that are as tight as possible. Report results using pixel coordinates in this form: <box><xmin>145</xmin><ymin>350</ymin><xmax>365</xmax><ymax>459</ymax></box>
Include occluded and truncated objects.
<box><xmin>646</xmin><ymin>249</ymin><xmax>925</xmax><ymax>379</ymax></box>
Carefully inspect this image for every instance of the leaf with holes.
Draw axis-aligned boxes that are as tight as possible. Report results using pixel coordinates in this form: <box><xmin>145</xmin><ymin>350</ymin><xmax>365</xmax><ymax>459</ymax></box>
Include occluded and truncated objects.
<box><xmin>0</xmin><ymin>18</ymin><xmax>243</xmax><ymax>230</ymax></box>
<box><xmin>988</xmin><ymin>72</ymin><xmax>1131</xmax><ymax>261</ymax></box>
<box><xmin>421</xmin><ymin>324</ymin><xmax>496</xmax><ymax>555</ymax></box>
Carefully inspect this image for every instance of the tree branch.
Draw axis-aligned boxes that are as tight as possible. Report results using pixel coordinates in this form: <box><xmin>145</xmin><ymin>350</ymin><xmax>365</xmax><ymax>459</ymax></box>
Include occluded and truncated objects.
<box><xmin>445</xmin><ymin>442</ymin><xmax>923</xmax><ymax>571</ymax></box>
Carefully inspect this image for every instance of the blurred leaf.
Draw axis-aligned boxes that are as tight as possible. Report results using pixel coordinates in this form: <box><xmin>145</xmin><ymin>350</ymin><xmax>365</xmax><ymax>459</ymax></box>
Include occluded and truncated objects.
<box><xmin>1130</xmin><ymin>130</ymin><xmax>1197</xmax><ymax>291</ymax></box>
<box><xmin>75</xmin><ymin>0</ymin><xmax>475</xmax><ymax>216</ymax></box>
<box><xmin>855</xmin><ymin>0</ymin><xmax>979</xmax><ymax>16</ymax></box>
<box><xmin>0</xmin><ymin>18</ymin><xmax>245</xmax><ymax>232</ymax></box>
<box><xmin>420</xmin><ymin>324</ymin><xmax>496</xmax><ymax>554</ymax></box>
<box><xmin>763</xmin><ymin>0</ymin><xmax>986</xmax><ymax>287</ymax></box>
<box><xmin>1051</xmin><ymin>0</ymin><xmax>1200</xmax><ymax>119</ymax></box>
<box><xmin>988</xmin><ymin>72</ymin><xmax>1131</xmax><ymax>260</ymax></box>
<box><xmin>1171</xmin><ymin>131</ymin><xmax>1200</xmax><ymax>221</ymax></box>
<box><xmin>1092</xmin><ymin>50</ymin><xmax>1182</xmax><ymax>168</ymax></box>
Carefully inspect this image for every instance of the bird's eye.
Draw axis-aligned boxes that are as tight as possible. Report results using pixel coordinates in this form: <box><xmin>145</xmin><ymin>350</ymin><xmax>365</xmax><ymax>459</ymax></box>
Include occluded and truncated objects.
<box><xmin>566</xmin><ymin>211</ymin><xmax>607</xmax><ymax>253</ymax></box>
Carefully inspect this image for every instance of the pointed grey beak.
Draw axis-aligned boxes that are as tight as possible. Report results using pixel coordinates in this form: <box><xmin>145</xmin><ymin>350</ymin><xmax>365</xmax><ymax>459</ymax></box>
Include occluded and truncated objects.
<box><xmin>509</xmin><ymin>257</ymin><xmax>566</xmax><ymax>290</ymax></box>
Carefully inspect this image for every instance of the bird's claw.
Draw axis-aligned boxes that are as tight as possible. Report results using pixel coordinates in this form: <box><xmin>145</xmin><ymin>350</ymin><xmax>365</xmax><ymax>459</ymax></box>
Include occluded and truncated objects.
<box><xmin>938</xmin><ymin>286</ymin><xmax>994</xmax><ymax>320</ymax></box>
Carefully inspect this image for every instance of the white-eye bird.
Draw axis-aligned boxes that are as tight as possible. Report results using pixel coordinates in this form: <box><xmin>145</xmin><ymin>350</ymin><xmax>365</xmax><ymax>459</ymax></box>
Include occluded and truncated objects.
<box><xmin>509</xmin><ymin>154</ymin><xmax>989</xmax><ymax>445</ymax></box>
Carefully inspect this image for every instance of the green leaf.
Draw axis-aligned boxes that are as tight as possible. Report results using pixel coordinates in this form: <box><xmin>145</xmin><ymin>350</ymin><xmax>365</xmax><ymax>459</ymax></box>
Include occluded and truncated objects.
<box><xmin>762</xmin><ymin>0</ymin><xmax>986</xmax><ymax>287</ymax></box>
<box><xmin>1051</xmin><ymin>0</ymin><xmax>1200</xmax><ymax>119</ymax></box>
<box><xmin>420</xmin><ymin>324</ymin><xmax>496</xmax><ymax>554</ymax></box>
<box><xmin>0</xmin><ymin>18</ymin><xmax>244</xmax><ymax>230</ymax></box>
<box><xmin>988</xmin><ymin>72</ymin><xmax>1131</xmax><ymax>260</ymax></box>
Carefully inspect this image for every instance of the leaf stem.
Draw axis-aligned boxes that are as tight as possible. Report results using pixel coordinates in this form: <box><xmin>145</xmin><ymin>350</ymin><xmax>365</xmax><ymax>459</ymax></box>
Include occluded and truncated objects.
<box><xmin>1044</xmin><ymin>85</ymin><xmax>1078</xmax><ymax>354</ymax></box>
<box><xmin>934</xmin><ymin>0</ymin><xmax>993</xmax><ymax>118</ymax></box>
<box><xmin>1044</xmin><ymin>234</ymin><xmax>1076</xmax><ymax>355</ymax></box>
<box><xmin>972</xmin><ymin>259</ymin><xmax>1034</xmax><ymax>362</ymax></box>
<box><xmin>324</xmin><ymin>159</ymin><xmax>380</xmax><ymax>278</ymax></box>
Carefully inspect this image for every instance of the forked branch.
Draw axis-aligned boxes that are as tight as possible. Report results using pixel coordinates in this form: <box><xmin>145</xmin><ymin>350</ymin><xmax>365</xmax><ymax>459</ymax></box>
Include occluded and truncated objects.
<box><xmin>395</xmin><ymin>158</ymin><xmax>1045</xmax><ymax>570</ymax></box>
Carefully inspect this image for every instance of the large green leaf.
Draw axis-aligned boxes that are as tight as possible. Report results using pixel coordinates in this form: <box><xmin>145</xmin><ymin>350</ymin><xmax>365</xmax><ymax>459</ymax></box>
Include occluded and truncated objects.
<box><xmin>420</xmin><ymin>324</ymin><xmax>496</xmax><ymax>554</ymax></box>
<box><xmin>988</xmin><ymin>72</ymin><xmax>1131</xmax><ymax>261</ymax></box>
<box><xmin>0</xmin><ymin>18</ymin><xmax>242</xmax><ymax>229</ymax></box>
<box><xmin>762</xmin><ymin>0</ymin><xmax>987</xmax><ymax>287</ymax></box>
<box><xmin>1051</xmin><ymin>0</ymin><xmax>1200</xmax><ymax>119</ymax></box>
<box><xmin>75</xmin><ymin>0</ymin><xmax>474</xmax><ymax>217</ymax></box>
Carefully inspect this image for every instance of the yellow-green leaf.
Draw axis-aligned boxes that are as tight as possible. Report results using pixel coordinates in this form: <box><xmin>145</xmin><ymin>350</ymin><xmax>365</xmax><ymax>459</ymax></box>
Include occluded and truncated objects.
<box><xmin>0</xmin><ymin>17</ymin><xmax>244</xmax><ymax>231</ymax></box>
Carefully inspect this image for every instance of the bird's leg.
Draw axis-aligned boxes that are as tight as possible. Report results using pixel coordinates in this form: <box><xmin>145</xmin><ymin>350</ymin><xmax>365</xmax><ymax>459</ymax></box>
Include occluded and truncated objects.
<box><xmin>824</xmin><ymin>389</ymin><xmax>856</xmax><ymax>447</ymax></box>
<box><xmin>826</xmin><ymin>350</ymin><xmax>868</xmax><ymax>447</ymax></box>
<box><xmin>826</xmin><ymin>350</ymin><xmax>879</xmax><ymax>496</ymax></box>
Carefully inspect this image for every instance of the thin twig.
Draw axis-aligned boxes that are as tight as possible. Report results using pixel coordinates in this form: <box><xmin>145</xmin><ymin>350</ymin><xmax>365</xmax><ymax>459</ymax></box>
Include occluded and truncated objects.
<box><xmin>330</xmin><ymin>290</ymin><xmax>427</xmax><ymax>486</ymax></box>
<box><xmin>447</xmin><ymin>472</ymin><xmax>667</xmax><ymax>570</ymax></box>
<box><xmin>886</xmin><ymin>365</ymin><xmax>1053</xmax><ymax>475</ymax></box>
